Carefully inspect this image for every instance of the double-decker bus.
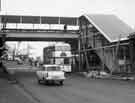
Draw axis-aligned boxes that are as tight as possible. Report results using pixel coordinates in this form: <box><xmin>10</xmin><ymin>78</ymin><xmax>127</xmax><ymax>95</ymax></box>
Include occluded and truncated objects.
<box><xmin>43</xmin><ymin>44</ymin><xmax>72</xmax><ymax>72</ymax></box>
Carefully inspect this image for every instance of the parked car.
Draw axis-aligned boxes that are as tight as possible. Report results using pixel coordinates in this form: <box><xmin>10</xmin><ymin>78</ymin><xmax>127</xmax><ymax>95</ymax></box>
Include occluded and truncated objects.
<box><xmin>36</xmin><ymin>64</ymin><xmax>66</xmax><ymax>85</ymax></box>
<box><xmin>15</xmin><ymin>57</ymin><xmax>23</xmax><ymax>64</ymax></box>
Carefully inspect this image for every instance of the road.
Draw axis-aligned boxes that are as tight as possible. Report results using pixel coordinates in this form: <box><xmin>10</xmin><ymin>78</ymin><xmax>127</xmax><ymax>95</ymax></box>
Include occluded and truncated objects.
<box><xmin>14</xmin><ymin>71</ymin><xmax>135</xmax><ymax>103</ymax></box>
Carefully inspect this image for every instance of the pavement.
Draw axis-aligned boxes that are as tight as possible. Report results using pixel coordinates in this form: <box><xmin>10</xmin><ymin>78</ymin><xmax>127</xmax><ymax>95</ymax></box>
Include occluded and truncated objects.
<box><xmin>3</xmin><ymin>60</ymin><xmax>40</xmax><ymax>75</ymax></box>
<box><xmin>75</xmin><ymin>71</ymin><xmax>135</xmax><ymax>81</ymax></box>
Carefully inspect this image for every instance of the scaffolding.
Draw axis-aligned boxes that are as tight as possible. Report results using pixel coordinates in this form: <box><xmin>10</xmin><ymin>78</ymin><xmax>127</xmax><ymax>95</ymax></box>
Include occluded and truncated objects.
<box><xmin>77</xmin><ymin>19</ymin><xmax>132</xmax><ymax>74</ymax></box>
<box><xmin>78</xmin><ymin>34</ymin><xmax>131</xmax><ymax>73</ymax></box>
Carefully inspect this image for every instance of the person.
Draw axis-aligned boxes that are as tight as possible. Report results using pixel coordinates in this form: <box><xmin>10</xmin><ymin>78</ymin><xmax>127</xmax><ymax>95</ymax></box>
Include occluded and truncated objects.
<box><xmin>64</xmin><ymin>24</ymin><xmax>67</xmax><ymax>32</ymax></box>
<box><xmin>29</xmin><ymin>58</ymin><xmax>32</xmax><ymax>66</ymax></box>
<box><xmin>34</xmin><ymin>60</ymin><xmax>38</xmax><ymax>67</ymax></box>
<box><xmin>0</xmin><ymin>59</ymin><xmax>8</xmax><ymax>74</ymax></box>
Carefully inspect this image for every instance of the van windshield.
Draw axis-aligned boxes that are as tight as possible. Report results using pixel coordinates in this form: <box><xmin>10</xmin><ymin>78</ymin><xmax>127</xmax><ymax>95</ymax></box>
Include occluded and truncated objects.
<box><xmin>46</xmin><ymin>66</ymin><xmax>61</xmax><ymax>71</ymax></box>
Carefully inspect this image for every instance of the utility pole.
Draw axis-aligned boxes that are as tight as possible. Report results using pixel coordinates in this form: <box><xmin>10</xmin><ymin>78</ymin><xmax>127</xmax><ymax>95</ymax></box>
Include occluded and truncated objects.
<box><xmin>0</xmin><ymin>0</ymin><xmax>1</xmax><ymax>12</ymax></box>
<box><xmin>78</xmin><ymin>37</ymin><xmax>81</xmax><ymax>72</ymax></box>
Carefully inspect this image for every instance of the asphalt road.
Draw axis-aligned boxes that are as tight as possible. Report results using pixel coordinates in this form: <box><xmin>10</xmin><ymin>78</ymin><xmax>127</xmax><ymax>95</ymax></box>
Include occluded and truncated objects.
<box><xmin>14</xmin><ymin>72</ymin><xmax>135</xmax><ymax>103</ymax></box>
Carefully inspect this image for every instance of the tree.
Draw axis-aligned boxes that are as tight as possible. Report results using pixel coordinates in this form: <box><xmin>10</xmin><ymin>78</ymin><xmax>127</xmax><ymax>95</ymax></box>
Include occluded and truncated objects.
<box><xmin>0</xmin><ymin>35</ymin><xmax>6</xmax><ymax>58</ymax></box>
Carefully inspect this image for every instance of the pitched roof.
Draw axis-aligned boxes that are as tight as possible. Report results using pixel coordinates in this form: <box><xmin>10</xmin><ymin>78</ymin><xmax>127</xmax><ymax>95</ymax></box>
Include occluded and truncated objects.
<box><xmin>83</xmin><ymin>14</ymin><xmax>134</xmax><ymax>42</ymax></box>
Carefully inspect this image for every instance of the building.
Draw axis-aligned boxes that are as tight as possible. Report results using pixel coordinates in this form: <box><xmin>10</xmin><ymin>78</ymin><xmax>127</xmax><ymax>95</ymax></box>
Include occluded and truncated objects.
<box><xmin>78</xmin><ymin>14</ymin><xmax>134</xmax><ymax>74</ymax></box>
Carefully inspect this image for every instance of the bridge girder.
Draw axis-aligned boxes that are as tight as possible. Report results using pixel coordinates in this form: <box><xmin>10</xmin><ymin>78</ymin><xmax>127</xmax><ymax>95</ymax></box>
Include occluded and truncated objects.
<box><xmin>0</xmin><ymin>31</ymin><xmax>79</xmax><ymax>42</ymax></box>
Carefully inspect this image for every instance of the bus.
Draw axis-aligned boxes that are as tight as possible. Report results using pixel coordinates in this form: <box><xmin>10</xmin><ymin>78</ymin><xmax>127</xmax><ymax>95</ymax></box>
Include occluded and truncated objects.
<box><xmin>43</xmin><ymin>44</ymin><xmax>72</xmax><ymax>72</ymax></box>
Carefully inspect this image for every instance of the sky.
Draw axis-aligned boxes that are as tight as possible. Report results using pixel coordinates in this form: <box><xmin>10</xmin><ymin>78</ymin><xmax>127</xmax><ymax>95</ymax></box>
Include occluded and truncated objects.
<box><xmin>1</xmin><ymin>0</ymin><xmax>135</xmax><ymax>28</ymax></box>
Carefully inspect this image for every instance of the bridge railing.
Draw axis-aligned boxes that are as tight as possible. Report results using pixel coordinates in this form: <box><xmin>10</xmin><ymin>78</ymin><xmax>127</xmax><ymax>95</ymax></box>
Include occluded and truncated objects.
<box><xmin>0</xmin><ymin>15</ymin><xmax>80</xmax><ymax>33</ymax></box>
<box><xmin>0</xmin><ymin>23</ymin><xmax>79</xmax><ymax>33</ymax></box>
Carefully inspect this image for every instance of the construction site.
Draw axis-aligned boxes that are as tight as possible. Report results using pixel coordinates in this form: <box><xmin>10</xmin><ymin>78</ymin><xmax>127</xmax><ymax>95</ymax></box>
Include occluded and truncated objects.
<box><xmin>71</xmin><ymin>14</ymin><xmax>135</xmax><ymax>77</ymax></box>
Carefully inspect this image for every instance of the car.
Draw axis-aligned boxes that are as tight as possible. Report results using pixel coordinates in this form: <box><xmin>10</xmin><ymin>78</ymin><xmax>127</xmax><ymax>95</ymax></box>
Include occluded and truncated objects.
<box><xmin>36</xmin><ymin>64</ymin><xmax>66</xmax><ymax>85</ymax></box>
<box><xmin>14</xmin><ymin>57</ymin><xmax>23</xmax><ymax>64</ymax></box>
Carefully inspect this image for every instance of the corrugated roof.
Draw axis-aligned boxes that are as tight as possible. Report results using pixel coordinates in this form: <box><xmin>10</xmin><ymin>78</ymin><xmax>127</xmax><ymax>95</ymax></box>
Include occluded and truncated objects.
<box><xmin>83</xmin><ymin>14</ymin><xmax>134</xmax><ymax>42</ymax></box>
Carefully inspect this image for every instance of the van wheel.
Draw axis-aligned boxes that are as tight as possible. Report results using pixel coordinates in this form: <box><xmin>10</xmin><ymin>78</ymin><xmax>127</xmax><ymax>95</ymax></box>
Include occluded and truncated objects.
<box><xmin>60</xmin><ymin>81</ymin><xmax>63</xmax><ymax>85</ymax></box>
<box><xmin>38</xmin><ymin>80</ymin><xmax>41</xmax><ymax>84</ymax></box>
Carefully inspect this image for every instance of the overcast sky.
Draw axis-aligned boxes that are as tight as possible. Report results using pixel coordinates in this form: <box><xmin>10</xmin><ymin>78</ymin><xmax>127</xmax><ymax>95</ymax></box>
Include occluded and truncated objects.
<box><xmin>1</xmin><ymin>0</ymin><xmax>135</xmax><ymax>28</ymax></box>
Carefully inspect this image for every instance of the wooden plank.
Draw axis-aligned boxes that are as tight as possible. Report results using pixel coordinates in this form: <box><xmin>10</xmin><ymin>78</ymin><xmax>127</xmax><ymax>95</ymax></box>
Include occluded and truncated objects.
<box><xmin>73</xmin><ymin>42</ymin><xmax>129</xmax><ymax>53</ymax></box>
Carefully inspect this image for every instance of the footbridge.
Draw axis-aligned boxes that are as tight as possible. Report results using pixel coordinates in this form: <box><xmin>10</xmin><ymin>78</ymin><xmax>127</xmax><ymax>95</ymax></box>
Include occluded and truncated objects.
<box><xmin>0</xmin><ymin>15</ymin><xmax>79</xmax><ymax>40</ymax></box>
<box><xmin>0</xmin><ymin>15</ymin><xmax>79</xmax><ymax>50</ymax></box>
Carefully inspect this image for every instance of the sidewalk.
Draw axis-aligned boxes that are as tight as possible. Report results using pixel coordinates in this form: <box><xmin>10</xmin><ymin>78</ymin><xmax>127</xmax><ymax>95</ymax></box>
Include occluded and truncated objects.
<box><xmin>0</xmin><ymin>78</ymin><xmax>34</xmax><ymax>103</ymax></box>
<box><xmin>74</xmin><ymin>72</ymin><xmax>135</xmax><ymax>81</ymax></box>
<box><xmin>3</xmin><ymin>60</ymin><xmax>40</xmax><ymax>74</ymax></box>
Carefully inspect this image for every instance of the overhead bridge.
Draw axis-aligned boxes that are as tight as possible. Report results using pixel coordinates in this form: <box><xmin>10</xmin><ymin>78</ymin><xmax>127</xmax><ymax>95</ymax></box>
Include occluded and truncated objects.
<box><xmin>0</xmin><ymin>15</ymin><xmax>79</xmax><ymax>42</ymax></box>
